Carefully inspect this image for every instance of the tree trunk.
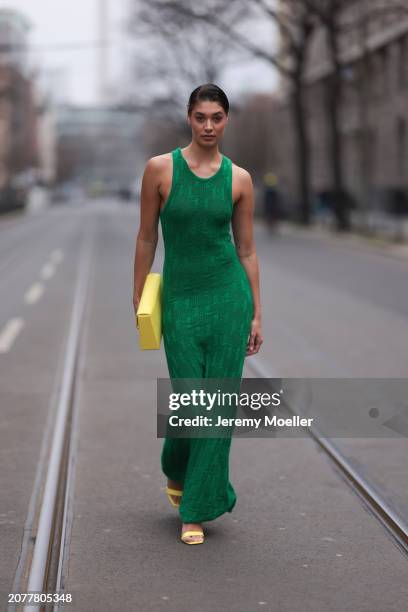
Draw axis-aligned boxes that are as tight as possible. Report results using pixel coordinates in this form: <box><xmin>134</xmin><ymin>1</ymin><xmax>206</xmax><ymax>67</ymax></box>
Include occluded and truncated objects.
<box><xmin>291</xmin><ymin>71</ymin><xmax>312</xmax><ymax>225</ymax></box>
<box><xmin>325</xmin><ymin>17</ymin><xmax>351</xmax><ymax>232</ymax></box>
<box><xmin>357</xmin><ymin>9</ymin><xmax>373</xmax><ymax>235</ymax></box>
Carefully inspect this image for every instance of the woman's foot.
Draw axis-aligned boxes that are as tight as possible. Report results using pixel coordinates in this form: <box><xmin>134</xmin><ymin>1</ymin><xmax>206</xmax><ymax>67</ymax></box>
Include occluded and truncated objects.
<box><xmin>167</xmin><ymin>479</ymin><xmax>183</xmax><ymax>505</ymax></box>
<box><xmin>181</xmin><ymin>523</ymin><xmax>204</xmax><ymax>544</ymax></box>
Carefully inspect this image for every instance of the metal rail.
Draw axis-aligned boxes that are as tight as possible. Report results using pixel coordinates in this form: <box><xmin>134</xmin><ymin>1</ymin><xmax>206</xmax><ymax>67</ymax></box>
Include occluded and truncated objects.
<box><xmin>247</xmin><ymin>358</ymin><xmax>408</xmax><ymax>556</ymax></box>
<box><xmin>22</xmin><ymin>233</ymin><xmax>92</xmax><ymax>611</ymax></box>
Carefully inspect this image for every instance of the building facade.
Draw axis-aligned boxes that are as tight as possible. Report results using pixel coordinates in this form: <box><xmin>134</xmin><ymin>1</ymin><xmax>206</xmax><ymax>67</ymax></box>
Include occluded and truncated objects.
<box><xmin>274</xmin><ymin>1</ymin><xmax>408</xmax><ymax>212</ymax></box>
<box><xmin>55</xmin><ymin>105</ymin><xmax>145</xmax><ymax>193</ymax></box>
<box><xmin>0</xmin><ymin>9</ymin><xmax>39</xmax><ymax>211</ymax></box>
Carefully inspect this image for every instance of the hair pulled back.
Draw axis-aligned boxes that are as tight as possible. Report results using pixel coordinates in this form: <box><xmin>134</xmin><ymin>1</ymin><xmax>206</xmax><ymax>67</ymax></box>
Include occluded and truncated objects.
<box><xmin>187</xmin><ymin>83</ymin><xmax>229</xmax><ymax>116</ymax></box>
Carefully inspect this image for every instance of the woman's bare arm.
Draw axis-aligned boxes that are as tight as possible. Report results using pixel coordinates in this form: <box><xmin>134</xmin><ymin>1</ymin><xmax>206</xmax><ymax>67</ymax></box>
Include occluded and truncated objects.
<box><xmin>133</xmin><ymin>158</ymin><xmax>161</xmax><ymax>312</ymax></box>
<box><xmin>231</xmin><ymin>168</ymin><xmax>263</xmax><ymax>355</ymax></box>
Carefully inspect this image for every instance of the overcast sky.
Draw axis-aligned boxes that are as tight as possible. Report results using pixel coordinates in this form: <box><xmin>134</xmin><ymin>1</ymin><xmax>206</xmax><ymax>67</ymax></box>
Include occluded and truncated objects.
<box><xmin>3</xmin><ymin>0</ymin><xmax>278</xmax><ymax>106</ymax></box>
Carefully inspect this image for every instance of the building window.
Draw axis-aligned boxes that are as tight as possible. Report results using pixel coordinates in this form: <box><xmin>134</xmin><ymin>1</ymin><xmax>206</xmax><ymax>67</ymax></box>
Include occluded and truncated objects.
<box><xmin>367</xmin><ymin>53</ymin><xmax>378</xmax><ymax>100</ymax></box>
<box><xmin>379</xmin><ymin>45</ymin><xmax>389</xmax><ymax>97</ymax></box>
<box><xmin>398</xmin><ymin>35</ymin><xmax>408</xmax><ymax>90</ymax></box>
<box><xmin>396</xmin><ymin>117</ymin><xmax>406</xmax><ymax>182</ymax></box>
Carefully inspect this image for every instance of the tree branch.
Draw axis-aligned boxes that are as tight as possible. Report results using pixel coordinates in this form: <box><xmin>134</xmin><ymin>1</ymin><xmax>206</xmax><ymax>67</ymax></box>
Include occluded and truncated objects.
<box><xmin>157</xmin><ymin>0</ymin><xmax>295</xmax><ymax>78</ymax></box>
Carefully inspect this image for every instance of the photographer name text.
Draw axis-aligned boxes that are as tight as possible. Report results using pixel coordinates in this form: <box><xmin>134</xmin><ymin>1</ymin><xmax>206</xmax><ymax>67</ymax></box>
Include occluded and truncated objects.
<box><xmin>168</xmin><ymin>414</ymin><xmax>314</xmax><ymax>429</ymax></box>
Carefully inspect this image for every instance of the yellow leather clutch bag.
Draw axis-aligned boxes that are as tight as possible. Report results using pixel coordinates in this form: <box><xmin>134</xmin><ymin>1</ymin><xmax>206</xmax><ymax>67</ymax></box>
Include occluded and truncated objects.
<box><xmin>135</xmin><ymin>272</ymin><xmax>162</xmax><ymax>350</ymax></box>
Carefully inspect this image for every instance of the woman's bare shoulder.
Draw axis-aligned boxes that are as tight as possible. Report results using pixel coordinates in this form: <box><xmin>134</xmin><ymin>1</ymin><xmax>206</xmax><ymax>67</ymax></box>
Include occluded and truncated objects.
<box><xmin>144</xmin><ymin>151</ymin><xmax>173</xmax><ymax>175</ymax></box>
<box><xmin>231</xmin><ymin>162</ymin><xmax>253</xmax><ymax>184</ymax></box>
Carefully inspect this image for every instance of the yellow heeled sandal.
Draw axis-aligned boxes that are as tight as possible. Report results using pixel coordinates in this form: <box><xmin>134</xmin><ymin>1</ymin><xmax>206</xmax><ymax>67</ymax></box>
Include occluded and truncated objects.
<box><xmin>166</xmin><ymin>486</ymin><xmax>183</xmax><ymax>508</ymax></box>
<box><xmin>181</xmin><ymin>529</ymin><xmax>204</xmax><ymax>545</ymax></box>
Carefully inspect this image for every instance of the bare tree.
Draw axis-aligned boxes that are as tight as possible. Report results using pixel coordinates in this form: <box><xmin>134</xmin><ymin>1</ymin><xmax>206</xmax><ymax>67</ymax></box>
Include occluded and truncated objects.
<box><xmin>301</xmin><ymin>0</ymin><xmax>349</xmax><ymax>230</ymax></box>
<box><xmin>124</xmin><ymin>0</ymin><xmax>250</xmax><ymax>131</ymax></box>
<box><xmin>276</xmin><ymin>1</ymin><xmax>317</xmax><ymax>225</ymax></box>
<box><xmin>146</xmin><ymin>0</ymin><xmax>320</xmax><ymax>224</ymax></box>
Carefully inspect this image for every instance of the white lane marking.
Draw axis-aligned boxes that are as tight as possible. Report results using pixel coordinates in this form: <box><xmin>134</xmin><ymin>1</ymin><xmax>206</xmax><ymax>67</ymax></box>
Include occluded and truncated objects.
<box><xmin>41</xmin><ymin>263</ymin><xmax>55</xmax><ymax>280</ymax></box>
<box><xmin>49</xmin><ymin>249</ymin><xmax>64</xmax><ymax>264</ymax></box>
<box><xmin>24</xmin><ymin>282</ymin><xmax>44</xmax><ymax>305</ymax></box>
<box><xmin>0</xmin><ymin>318</ymin><xmax>25</xmax><ymax>353</ymax></box>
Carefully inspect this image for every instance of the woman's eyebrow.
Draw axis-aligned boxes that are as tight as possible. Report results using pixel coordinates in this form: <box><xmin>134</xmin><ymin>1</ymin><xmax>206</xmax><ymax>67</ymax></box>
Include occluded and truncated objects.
<box><xmin>195</xmin><ymin>112</ymin><xmax>223</xmax><ymax>117</ymax></box>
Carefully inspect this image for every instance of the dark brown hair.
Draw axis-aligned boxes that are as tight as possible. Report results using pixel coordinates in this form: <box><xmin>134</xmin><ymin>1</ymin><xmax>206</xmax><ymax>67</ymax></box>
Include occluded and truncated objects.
<box><xmin>187</xmin><ymin>83</ymin><xmax>229</xmax><ymax>116</ymax></box>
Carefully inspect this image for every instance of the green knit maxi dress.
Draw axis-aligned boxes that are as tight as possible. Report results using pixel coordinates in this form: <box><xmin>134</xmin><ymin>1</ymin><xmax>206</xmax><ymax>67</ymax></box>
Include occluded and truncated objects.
<box><xmin>160</xmin><ymin>147</ymin><xmax>254</xmax><ymax>523</ymax></box>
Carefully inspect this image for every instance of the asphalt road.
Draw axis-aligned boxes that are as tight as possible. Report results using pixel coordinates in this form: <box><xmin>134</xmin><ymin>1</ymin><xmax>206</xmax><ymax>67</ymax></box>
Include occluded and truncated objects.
<box><xmin>1</xmin><ymin>200</ymin><xmax>407</xmax><ymax>611</ymax></box>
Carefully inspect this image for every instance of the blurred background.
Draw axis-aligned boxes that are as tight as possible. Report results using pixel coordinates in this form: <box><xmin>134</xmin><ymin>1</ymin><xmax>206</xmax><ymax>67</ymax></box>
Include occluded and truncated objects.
<box><xmin>2</xmin><ymin>0</ymin><xmax>408</xmax><ymax>239</ymax></box>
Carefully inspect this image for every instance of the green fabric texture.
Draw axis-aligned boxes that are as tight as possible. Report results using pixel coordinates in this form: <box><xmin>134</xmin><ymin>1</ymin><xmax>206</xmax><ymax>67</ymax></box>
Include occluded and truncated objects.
<box><xmin>159</xmin><ymin>146</ymin><xmax>254</xmax><ymax>523</ymax></box>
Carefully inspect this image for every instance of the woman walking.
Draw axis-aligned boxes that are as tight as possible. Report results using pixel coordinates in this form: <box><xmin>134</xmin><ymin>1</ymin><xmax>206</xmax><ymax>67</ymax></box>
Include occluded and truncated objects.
<box><xmin>133</xmin><ymin>84</ymin><xmax>263</xmax><ymax>544</ymax></box>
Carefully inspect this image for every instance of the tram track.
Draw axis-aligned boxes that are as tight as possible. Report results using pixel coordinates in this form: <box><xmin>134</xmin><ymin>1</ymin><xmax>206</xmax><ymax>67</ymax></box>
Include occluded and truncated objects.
<box><xmin>10</xmin><ymin>229</ymin><xmax>93</xmax><ymax>612</ymax></box>
<box><xmin>247</xmin><ymin>358</ymin><xmax>408</xmax><ymax>557</ymax></box>
<box><xmin>8</xmin><ymin>213</ymin><xmax>407</xmax><ymax>610</ymax></box>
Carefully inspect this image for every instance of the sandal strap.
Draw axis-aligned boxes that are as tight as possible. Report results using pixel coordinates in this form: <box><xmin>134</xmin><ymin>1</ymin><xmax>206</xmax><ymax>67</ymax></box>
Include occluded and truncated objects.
<box><xmin>166</xmin><ymin>487</ymin><xmax>183</xmax><ymax>496</ymax></box>
<box><xmin>182</xmin><ymin>531</ymin><xmax>204</xmax><ymax>537</ymax></box>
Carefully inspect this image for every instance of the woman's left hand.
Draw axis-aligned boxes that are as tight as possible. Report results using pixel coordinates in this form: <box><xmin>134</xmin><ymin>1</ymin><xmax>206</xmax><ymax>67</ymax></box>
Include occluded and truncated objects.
<box><xmin>246</xmin><ymin>317</ymin><xmax>263</xmax><ymax>356</ymax></box>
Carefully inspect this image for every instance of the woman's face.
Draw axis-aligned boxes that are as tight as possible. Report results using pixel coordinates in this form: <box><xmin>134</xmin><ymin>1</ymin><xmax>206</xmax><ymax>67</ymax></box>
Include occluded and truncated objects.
<box><xmin>187</xmin><ymin>100</ymin><xmax>228</xmax><ymax>146</ymax></box>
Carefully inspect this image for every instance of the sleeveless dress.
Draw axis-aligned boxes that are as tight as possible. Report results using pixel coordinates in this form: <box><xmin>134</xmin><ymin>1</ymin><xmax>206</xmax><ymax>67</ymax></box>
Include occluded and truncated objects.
<box><xmin>160</xmin><ymin>146</ymin><xmax>254</xmax><ymax>523</ymax></box>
